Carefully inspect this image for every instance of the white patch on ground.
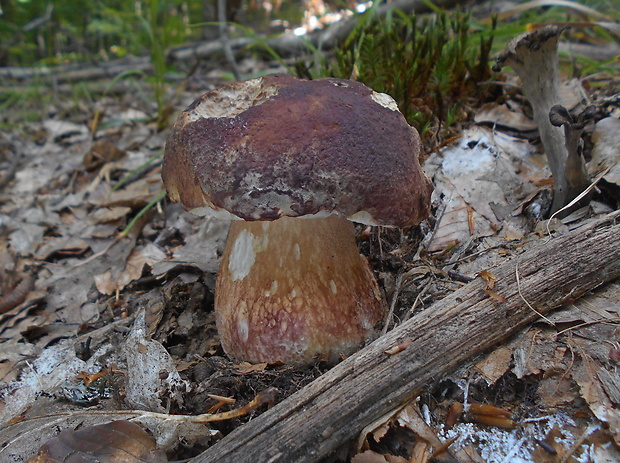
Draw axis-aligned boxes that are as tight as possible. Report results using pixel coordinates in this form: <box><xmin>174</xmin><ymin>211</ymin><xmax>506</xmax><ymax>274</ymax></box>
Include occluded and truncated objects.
<box><xmin>438</xmin><ymin>411</ymin><xmax>588</xmax><ymax>463</ymax></box>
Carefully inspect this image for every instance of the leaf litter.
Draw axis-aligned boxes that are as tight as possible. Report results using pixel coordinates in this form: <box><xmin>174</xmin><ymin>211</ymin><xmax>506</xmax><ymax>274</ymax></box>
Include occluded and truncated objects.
<box><xmin>0</xmin><ymin>42</ymin><xmax>619</xmax><ymax>463</ymax></box>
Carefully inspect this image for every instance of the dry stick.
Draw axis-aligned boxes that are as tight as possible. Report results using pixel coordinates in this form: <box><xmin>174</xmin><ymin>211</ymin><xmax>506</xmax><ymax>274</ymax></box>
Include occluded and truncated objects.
<box><xmin>545</xmin><ymin>166</ymin><xmax>611</xmax><ymax>237</ymax></box>
<box><xmin>381</xmin><ymin>272</ymin><xmax>404</xmax><ymax>336</ymax></box>
<box><xmin>191</xmin><ymin>210</ymin><xmax>620</xmax><ymax>463</ymax></box>
<box><xmin>515</xmin><ymin>259</ymin><xmax>556</xmax><ymax>326</ymax></box>
<box><xmin>403</xmin><ymin>277</ymin><xmax>433</xmax><ymax>322</ymax></box>
<box><xmin>12</xmin><ymin>387</ymin><xmax>278</xmax><ymax>425</ymax></box>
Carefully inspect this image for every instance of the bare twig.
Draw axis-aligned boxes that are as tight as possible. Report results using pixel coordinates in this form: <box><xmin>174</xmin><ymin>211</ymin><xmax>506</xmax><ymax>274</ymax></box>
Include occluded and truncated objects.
<box><xmin>515</xmin><ymin>260</ymin><xmax>555</xmax><ymax>326</ymax></box>
<box><xmin>13</xmin><ymin>387</ymin><xmax>278</xmax><ymax>425</ymax></box>
<box><xmin>381</xmin><ymin>273</ymin><xmax>403</xmax><ymax>335</ymax></box>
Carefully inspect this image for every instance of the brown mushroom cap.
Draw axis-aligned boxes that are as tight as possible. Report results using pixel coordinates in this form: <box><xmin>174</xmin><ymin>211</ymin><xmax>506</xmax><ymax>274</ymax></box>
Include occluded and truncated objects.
<box><xmin>162</xmin><ymin>74</ymin><xmax>432</xmax><ymax>228</ymax></box>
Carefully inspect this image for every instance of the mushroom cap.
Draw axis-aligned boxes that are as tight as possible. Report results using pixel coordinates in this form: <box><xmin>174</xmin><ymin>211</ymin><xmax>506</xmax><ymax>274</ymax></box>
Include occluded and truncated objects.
<box><xmin>162</xmin><ymin>74</ymin><xmax>433</xmax><ymax>228</ymax></box>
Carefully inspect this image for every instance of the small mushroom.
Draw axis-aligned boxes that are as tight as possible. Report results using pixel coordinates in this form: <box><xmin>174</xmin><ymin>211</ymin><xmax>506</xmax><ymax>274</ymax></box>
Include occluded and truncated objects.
<box><xmin>162</xmin><ymin>74</ymin><xmax>433</xmax><ymax>364</ymax></box>
<box><xmin>495</xmin><ymin>25</ymin><xmax>591</xmax><ymax>214</ymax></box>
<box><xmin>549</xmin><ymin>104</ymin><xmax>596</xmax><ymax>206</ymax></box>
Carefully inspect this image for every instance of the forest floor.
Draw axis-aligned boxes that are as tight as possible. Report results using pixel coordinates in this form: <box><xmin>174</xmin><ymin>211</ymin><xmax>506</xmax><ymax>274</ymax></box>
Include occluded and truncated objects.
<box><xmin>1</xmin><ymin>6</ymin><xmax>620</xmax><ymax>463</ymax></box>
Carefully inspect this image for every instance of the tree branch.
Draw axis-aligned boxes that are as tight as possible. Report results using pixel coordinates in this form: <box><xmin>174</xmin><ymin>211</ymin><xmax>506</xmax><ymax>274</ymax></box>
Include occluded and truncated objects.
<box><xmin>191</xmin><ymin>210</ymin><xmax>620</xmax><ymax>463</ymax></box>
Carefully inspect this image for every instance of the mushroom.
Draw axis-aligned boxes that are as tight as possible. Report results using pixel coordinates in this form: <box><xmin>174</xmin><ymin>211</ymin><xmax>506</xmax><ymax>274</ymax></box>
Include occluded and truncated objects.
<box><xmin>549</xmin><ymin>104</ymin><xmax>596</xmax><ymax>207</ymax></box>
<box><xmin>495</xmin><ymin>25</ymin><xmax>591</xmax><ymax>215</ymax></box>
<box><xmin>162</xmin><ymin>74</ymin><xmax>433</xmax><ymax>364</ymax></box>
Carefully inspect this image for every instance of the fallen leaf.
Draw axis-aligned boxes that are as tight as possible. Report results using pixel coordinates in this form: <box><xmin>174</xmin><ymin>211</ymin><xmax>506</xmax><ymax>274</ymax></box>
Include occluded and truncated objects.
<box><xmin>477</xmin><ymin>270</ymin><xmax>497</xmax><ymax>290</ymax></box>
<box><xmin>574</xmin><ymin>361</ymin><xmax>620</xmax><ymax>445</ymax></box>
<box><xmin>474</xmin><ymin>102</ymin><xmax>538</xmax><ymax>132</ymax></box>
<box><xmin>473</xmin><ymin>345</ymin><xmax>513</xmax><ymax>384</ymax></box>
<box><xmin>477</xmin><ymin>270</ymin><xmax>507</xmax><ymax>303</ymax></box>
<box><xmin>351</xmin><ymin>450</ymin><xmax>388</xmax><ymax>463</ymax></box>
<box><xmin>83</xmin><ymin>139</ymin><xmax>126</xmax><ymax>171</ymax></box>
<box><xmin>588</xmin><ymin>117</ymin><xmax>620</xmax><ymax>187</ymax></box>
<box><xmin>95</xmin><ymin>243</ymin><xmax>166</xmax><ymax>295</ymax></box>
<box><xmin>27</xmin><ymin>420</ymin><xmax>168</xmax><ymax>463</ymax></box>
<box><xmin>234</xmin><ymin>362</ymin><xmax>268</xmax><ymax>373</ymax></box>
<box><xmin>423</xmin><ymin>126</ymin><xmax>548</xmax><ymax>252</ymax></box>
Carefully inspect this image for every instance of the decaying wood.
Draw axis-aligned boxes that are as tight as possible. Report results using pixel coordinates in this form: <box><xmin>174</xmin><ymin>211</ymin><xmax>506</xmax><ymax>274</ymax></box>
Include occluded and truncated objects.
<box><xmin>192</xmin><ymin>210</ymin><xmax>620</xmax><ymax>463</ymax></box>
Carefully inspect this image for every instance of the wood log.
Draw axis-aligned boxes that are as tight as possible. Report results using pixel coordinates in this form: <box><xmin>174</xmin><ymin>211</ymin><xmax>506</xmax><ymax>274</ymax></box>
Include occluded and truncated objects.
<box><xmin>191</xmin><ymin>210</ymin><xmax>620</xmax><ymax>463</ymax></box>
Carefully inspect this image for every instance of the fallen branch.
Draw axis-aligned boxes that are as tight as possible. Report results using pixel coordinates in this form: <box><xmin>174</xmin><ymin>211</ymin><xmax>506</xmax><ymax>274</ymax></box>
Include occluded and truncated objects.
<box><xmin>0</xmin><ymin>0</ymin><xmax>465</xmax><ymax>85</ymax></box>
<box><xmin>191</xmin><ymin>210</ymin><xmax>620</xmax><ymax>463</ymax></box>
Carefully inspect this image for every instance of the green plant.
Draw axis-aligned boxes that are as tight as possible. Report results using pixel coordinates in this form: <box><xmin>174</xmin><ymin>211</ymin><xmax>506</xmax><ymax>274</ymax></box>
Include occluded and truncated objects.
<box><xmin>312</xmin><ymin>9</ymin><xmax>496</xmax><ymax>140</ymax></box>
<box><xmin>0</xmin><ymin>78</ymin><xmax>53</xmax><ymax>125</ymax></box>
<box><xmin>133</xmin><ymin>0</ymin><xmax>189</xmax><ymax>129</ymax></box>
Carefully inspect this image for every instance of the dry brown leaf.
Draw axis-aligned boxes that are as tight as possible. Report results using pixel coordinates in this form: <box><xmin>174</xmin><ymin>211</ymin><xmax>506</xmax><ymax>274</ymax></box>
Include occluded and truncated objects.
<box><xmin>589</xmin><ymin>117</ymin><xmax>620</xmax><ymax>187</ymax></box>
<box><xmin>27</xmin><ymin>420</ymin><xmax>168</xmax><ymax>463</ymax></box>
<box><xmin>83</xmin><ymin>139</ymin><xmax>126</xmax><ymax>172</ymax></box>
<box><xmin>424</xmin><ymin>126</ymin><xmax>546</xmax><ymax>252</ymax></box>
<box><xmin>473</xmin><ymin>345</ymin><xmax>512</xmax><ymax>384</ymax></box>
<box><xmin>396</xmin><ymin>404</ymin><xmax>457</xmax><ymax>462</ymax></box>
<box><xmin>470</xmin><ymin>414</ymin><xmax>515</xmax><ymax>429</ymax></box>
<box><xmin>351</xmin><ymin>450</ymin><xmax>388</xmax><ymax>463</ymax></box>
<box><xmin>99</xmin><ymin>177</ymin><xmax>157</xmax><ymax>209</ymax></box>
<box><xmin>95</xmin><ymin>243</ymin><xmax>166</xmax><ymax>295</ymax></box>
<box><xmin>445</xmin><ymin>402</ymin><xmax>464</xmax><ymax>428</ymax></box>
<box><xmin>370</xmin><ymin>420</ymin><xmax>391</xmax><ymax>443</ymax></box>
<box><xmin>574</xmin><ymin>361</ymin><xmax>620</xmax><ymax>445</ymax></box>
<box><xmin>477</xmin><ymin>270</ymin><xmax>497</xmax><ymax>290</ymax></box>
<box><xmin>468</xmin><ymin>403</ymin><xmax>511</xmax><ymax>419</ymax></box>
<box><xmin>474</xmin><ymin>102</ymin><xmax>538</xmax><ymax>132</ymax></box>
<box><xmin>89</xmin><ymin>206</ymin><xmax>132</xmax><ymax>225</ymax></box>
<box><xmin>385</xmin><ymin>341</ymin><xmax>413</xmax><ymax>355</ymax></box>
<box><xmin>233</xmin><ymin>361</ymin><xmax>268</xmax><ymax>373</ymax></box>
<box><xmin>75</xmin><ymin>370</ymin><xmax>108</xmax><ymax>387</ymax></box>
<box><xmin>477</xmin><ymin>270</ymin><xmax>507</xmax><ymax>303</ymax></box>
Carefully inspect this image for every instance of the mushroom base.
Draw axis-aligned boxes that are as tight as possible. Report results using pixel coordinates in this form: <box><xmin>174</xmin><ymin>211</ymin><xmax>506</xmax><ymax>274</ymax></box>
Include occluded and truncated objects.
<box><xmin>215</xmin><ymin>215</ymin><xmax>384</xmax><ymax>364</ymax></box>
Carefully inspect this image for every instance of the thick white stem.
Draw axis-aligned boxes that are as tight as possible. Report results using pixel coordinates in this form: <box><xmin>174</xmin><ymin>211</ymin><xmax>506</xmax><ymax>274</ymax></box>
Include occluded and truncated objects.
<box><xmin>215</xmin><ymin>215</ymin><xmax>384</xmax><ymax>364</ymax></box>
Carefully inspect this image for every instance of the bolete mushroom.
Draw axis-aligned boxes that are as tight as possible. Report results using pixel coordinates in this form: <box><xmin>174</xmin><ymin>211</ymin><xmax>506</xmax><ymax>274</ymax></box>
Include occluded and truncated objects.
<box><xmin>162</xmin><ymin>74</ymin><xmax>433</xmax><ymax>364</ymax></box>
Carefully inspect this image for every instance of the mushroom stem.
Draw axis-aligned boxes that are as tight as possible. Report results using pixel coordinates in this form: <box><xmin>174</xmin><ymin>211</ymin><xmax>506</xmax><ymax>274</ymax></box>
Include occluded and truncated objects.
<box><xmin>215</xmin><ymin>215</ymin><xmax>384</xmax><ymax>364</ymax></box>
<box><xmin>495</xmin><ymin>25</ymin><xmax>591</xmax><ymax>215</ymax></box>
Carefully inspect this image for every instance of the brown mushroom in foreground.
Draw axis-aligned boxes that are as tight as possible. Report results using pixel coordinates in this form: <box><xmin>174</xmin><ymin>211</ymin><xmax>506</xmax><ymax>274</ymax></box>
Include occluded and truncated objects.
<box><xmin>162</xmin><ymin>74</ymin><xmax>433</xmax><ymax>364</ymax></box>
